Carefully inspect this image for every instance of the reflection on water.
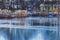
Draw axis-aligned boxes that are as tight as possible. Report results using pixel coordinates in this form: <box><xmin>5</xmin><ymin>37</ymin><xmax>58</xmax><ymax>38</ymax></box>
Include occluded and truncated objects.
<box><xmin>0</xmin><ymin>17</ymin><xmax>58</xmax><ymax>40</ymax></box>
<box><xmin>0</xmin><ymin>17</ymin><xmax>58</xmax><ymax>27</ymax></box>
<box><xmin>0</xmin><ymin>28</ymin><xmax>57</xmax><ymax>40</ymax></box>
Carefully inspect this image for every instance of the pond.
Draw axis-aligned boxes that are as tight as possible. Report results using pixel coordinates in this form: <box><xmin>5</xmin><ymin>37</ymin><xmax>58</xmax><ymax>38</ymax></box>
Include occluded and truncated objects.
<box><xmin>0</xmin><ymin>28</ymin><xmax>58</xmax><ymax>40</ymax></box>
<box><xmin>0</xmin><ymin>17</ymin><xmax>59</xmax><ymax>27</ymax></box>
<box><xmin>0</xmin><ymin>17</ymin><xmax>58</xmax><ymax>40</ymax></box>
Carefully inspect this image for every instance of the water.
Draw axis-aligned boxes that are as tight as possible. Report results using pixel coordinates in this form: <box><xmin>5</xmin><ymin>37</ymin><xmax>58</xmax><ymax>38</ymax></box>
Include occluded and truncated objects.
<box><xmin>0</xmin><ymin>17</ymin><xmax>58</xmax><ymax>40</ymax></box>
<box><xmin>0</xmin><ymin>17</ymin><xmax>58</xmax><ymax>27</ymax></box>
<box><xmin>0</xmin><ymin>17</ymin><xmax>58</xmax><ymax>32</ymax></box>
<box><xmin>0</xmin><ymin>28</ymin><xmax>58</xmax><ymax>40</ymax></box>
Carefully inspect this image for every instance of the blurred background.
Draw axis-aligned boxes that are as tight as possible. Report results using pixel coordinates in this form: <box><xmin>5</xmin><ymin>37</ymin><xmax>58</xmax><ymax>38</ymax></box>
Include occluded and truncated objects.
<box><xmin>0</xmin><ymin>0</ymin><xmax>59</xmax><ymax>27</ymax></box>
<box><xmin>0</xmin><ymin>0</ymin><xmax>59</xmax><ymax>40</ymax></box>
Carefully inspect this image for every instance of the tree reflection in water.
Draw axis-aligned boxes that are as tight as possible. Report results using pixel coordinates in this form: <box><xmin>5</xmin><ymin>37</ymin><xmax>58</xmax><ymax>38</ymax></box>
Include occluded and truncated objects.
<box><xmin>0</xmin><ymin>28</ymin><xmax>57</xmax><ymax>40</ymax></box>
